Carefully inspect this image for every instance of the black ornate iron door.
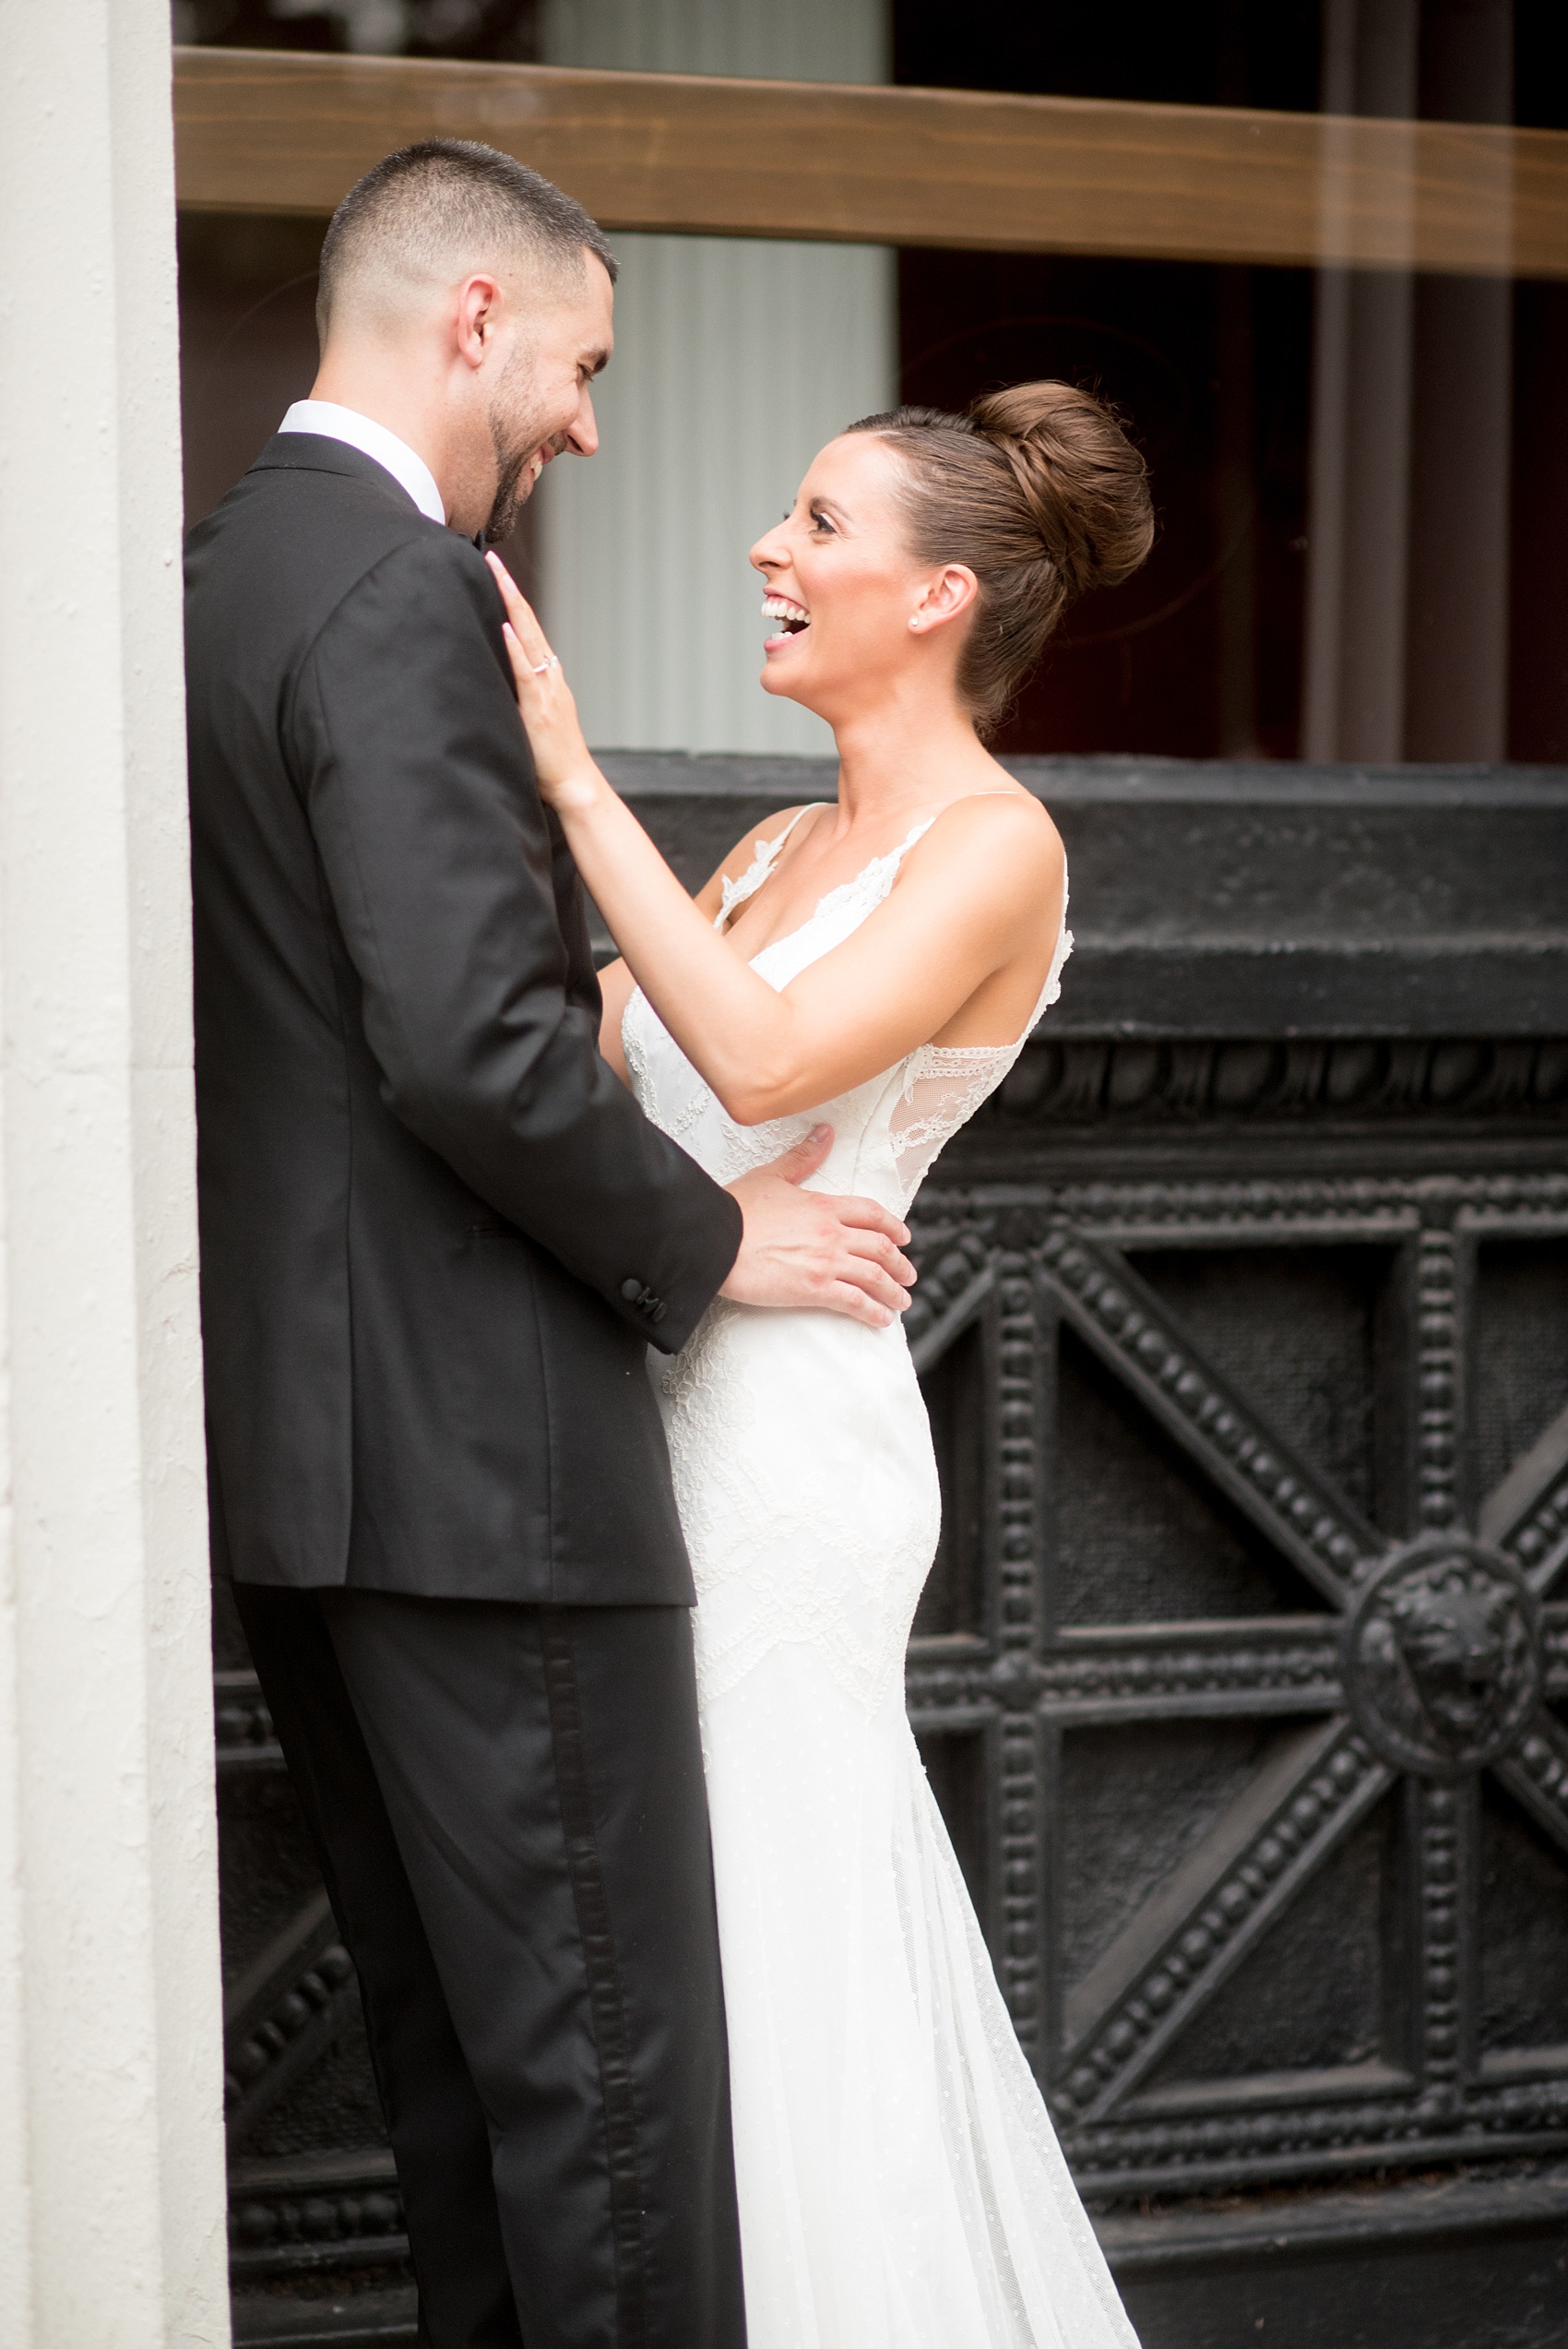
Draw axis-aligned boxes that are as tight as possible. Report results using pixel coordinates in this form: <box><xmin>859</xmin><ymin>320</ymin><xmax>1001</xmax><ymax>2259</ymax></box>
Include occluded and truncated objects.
<box><xmin>905</xmin><ymin>1174</ymin><xmax>1568</xmax><ymax>2203</ymax></box>
<box><xmin>218</xmin><ymin>760</ymin><xmax>1568</xmax><ymax>2343</ymax></box>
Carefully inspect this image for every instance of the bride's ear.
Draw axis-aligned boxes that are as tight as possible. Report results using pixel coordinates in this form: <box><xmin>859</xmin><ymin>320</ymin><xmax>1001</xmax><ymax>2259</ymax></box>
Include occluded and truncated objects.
<box><xmin>908</xmin><ymin>563</ymin><xmax>979</xmax><ymax>636</ymax></box>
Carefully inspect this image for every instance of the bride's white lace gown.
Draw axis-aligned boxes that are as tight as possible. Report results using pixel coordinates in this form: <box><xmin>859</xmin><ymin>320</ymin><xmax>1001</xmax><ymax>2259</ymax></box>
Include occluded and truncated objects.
<box><xmin>623</xmin><ymin>809</ymin><xmax>1139</xmax><ymax>2349</ymax></box>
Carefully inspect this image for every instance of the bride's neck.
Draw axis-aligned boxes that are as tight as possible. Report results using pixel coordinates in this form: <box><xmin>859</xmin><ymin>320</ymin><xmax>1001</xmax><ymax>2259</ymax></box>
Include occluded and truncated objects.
<box><xmin>828</xmin><ymin>683</ymin><xmax>994</xmax><ymax>829</ymax></box>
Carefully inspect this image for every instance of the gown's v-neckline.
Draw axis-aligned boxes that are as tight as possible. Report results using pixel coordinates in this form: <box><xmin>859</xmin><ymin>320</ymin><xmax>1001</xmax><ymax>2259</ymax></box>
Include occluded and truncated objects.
<box><xmin>717</xmin><ymin>804</ymin><xmax>936</xmax><ymax>972</ymax></box>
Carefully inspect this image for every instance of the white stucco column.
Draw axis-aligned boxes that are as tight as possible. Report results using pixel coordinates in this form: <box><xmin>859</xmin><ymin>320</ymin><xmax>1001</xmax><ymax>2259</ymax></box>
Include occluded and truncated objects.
<box><xmin>537</xmin><ymin>0</ymin><xmax>897</xmax><ymax>755</ymax></box>
<box><xmin>0</xmin><ymin>4</ymin><xmax>230</xmax><ymax>2343</ymax></box>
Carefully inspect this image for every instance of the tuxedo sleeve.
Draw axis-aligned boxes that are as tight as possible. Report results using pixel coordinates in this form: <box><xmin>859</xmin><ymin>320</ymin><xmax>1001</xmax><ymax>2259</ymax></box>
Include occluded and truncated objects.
<box><xmin>291</xmin><ymin>529</ymin><xmax>741</xmax><ymax>1353</ymax></box>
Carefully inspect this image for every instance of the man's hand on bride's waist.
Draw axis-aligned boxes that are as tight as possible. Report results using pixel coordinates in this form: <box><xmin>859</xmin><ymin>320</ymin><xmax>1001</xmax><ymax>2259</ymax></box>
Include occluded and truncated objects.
<box><xmin>719</xmin><ymin>1126</ymin><xmax>916</xmax><ymax>1330</ymax></box>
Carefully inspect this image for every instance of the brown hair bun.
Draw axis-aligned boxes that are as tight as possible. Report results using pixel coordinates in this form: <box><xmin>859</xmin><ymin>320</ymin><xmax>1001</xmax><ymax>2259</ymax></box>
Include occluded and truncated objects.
<box><xmin>847</xmin><ymin>381</ymin><xmax>1154</xmax><ymax>733</ymax></box>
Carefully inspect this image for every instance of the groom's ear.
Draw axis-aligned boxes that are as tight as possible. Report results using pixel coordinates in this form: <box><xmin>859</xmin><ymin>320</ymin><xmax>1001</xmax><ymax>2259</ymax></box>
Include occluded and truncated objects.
<box><xmin>454</xmin><ymin>273</ymin><xmax>505</xmax><ymax>370</ymax></box>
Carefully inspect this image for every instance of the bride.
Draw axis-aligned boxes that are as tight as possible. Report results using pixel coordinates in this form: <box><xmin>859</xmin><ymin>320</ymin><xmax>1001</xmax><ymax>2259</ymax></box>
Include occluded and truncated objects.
<box><xmin>489</xmin><ymin>382</ymin><xmax>1152</xmax><ymax>2349</ymax></box>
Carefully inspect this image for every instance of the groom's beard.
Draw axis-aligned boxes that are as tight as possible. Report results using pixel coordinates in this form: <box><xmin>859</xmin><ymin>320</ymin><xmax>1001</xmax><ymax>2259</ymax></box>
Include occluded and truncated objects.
<box><xmin>482</xmin><ymin>430</ymin><xmax>536</xmax><ymax>547</ymax></box>
<box><xmin>483</xmin><ymin>390</ymin><xmax>566</xmax><ymax>546</ymax></box>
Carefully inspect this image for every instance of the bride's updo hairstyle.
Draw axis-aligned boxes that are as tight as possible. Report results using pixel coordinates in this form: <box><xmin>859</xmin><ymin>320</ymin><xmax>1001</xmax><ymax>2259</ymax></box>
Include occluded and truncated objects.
<box><xmin>847</xmin><ymin>382</ymin><xmax>1154</xmax><ymax>733</ymax></box>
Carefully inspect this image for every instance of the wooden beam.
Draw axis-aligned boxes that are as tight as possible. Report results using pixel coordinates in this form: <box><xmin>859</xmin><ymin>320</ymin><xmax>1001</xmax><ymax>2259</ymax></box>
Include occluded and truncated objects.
<box><xmin>172</xmin><ymin>46</ymin><xmax>1568</xmax><ymax>280</ymax></box>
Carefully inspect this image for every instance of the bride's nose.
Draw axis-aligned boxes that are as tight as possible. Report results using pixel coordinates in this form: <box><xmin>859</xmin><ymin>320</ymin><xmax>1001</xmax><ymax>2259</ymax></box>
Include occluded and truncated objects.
<box><xmin>750</xmin><ymin>525</ymin><xmax>787</xmax><ymax>575</ymax></box>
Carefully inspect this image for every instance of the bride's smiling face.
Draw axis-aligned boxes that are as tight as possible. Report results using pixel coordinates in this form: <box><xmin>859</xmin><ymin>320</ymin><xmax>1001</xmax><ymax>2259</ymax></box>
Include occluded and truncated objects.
<box><xmin>749</xmin><ymin>434</ymin><xmax>976</xmax><ymax>721</ymax></box>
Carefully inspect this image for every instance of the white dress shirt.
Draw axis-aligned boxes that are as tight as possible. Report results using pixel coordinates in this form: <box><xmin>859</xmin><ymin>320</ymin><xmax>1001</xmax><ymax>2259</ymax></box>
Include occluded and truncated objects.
<box><xmin>279</xmin><ymin>399</ymin><xmax>446</xmax><ymax>525</ymax></box>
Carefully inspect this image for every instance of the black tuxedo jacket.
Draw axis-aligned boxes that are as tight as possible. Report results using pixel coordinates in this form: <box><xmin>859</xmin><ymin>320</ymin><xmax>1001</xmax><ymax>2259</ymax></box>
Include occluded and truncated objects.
<box><xmin>185</xmin><ymin>435</ymin><xmax>741</xmax><ymax>1604</ymax></box>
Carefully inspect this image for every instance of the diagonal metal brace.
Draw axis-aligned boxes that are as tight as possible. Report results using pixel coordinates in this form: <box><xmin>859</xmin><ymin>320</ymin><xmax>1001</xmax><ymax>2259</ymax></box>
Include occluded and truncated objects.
<box><xmin>224</xmin><ymin>1890</ymin><xmax>360</xmax><ymax>2150</ymax></box>
<box><xmin>1041</xmin><ymin>1231</ymin><xmax>1381</xmax><ymax>1608</ymax></box>
<box><xmin>1058</xmin><ymin>1717</ymin><xmax>1390</xmax><ymax>2120</ymax></box>
<box><xmin>1479</xmin><ymin>1399</ymin><xmax>1568</xmax><ymax>1596</ymax></box>
<box><xmin>1492</xmin><ymin>1708</ymin><xmax>1568</xmax><ymax>1863</ymax></box>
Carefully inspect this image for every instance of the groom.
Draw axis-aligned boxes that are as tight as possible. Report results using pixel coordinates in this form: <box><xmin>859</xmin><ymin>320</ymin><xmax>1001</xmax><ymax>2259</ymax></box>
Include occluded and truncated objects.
<box><xmin>185</xmin><ymin>141</ymin><xmax>914</xmax><ymax>2349</ymax></box>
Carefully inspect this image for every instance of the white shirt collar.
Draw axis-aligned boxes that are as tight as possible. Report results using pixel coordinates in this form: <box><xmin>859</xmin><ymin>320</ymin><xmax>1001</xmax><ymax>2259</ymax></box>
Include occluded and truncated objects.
<box><xmin>279</xmin><ymin>399</ymin><xmax>446</xmax><ymax>526</ymax></box>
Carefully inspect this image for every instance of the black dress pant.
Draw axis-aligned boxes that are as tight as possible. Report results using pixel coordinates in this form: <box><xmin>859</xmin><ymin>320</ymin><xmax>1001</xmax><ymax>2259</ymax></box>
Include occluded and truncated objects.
<box><xmin>235</xmin><ymin>1583</ymin><xmax>747</xmax><ymax>2349</ymax></box>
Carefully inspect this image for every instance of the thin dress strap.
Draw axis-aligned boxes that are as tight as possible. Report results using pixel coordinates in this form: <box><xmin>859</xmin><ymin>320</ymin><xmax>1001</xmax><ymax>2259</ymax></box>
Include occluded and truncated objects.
<box><xmin>714</xmin><ymin>802</ymin><xmax>827</xmax><ymax>933</ymax></box>
<box><xmin>886</xmin><ymin>816</ymin><xmax>936</xmax><ymax>873</ymax></box>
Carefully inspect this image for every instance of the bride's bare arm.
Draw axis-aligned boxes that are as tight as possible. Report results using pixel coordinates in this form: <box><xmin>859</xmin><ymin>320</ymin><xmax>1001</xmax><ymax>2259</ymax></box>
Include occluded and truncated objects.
<box><xmin>595</xmin><ymin>955</ymin><xmax>636</xmax><ymax>1083</ymax></box>
<box><xmin>490</xmin><ymin>556</ymin><xmax>1063</xmax><ymax>1127</ymax></box>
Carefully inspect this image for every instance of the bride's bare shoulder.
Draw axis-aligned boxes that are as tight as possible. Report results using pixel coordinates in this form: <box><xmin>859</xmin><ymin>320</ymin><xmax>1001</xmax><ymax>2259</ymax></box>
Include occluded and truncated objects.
<box><xmin>918</xmin><ymin>785</ymin><xmax>1064</xmax><ymax>888</ymax></box>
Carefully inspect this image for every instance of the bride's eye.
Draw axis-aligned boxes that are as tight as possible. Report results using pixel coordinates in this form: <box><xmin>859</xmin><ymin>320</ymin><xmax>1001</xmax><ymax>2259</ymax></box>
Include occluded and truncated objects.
<box><xmin>810</xmin><ymin>507</ymin><xmax>837</xmax><ymax>536</ymax></box>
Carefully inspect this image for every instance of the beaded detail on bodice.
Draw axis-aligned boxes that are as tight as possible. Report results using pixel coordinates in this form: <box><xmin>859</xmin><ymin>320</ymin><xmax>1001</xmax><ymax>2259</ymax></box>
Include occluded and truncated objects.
<box><xmin>622</xmin><ymin>805</ymin><xmax>1072</xmax><ymax>1215</ymax></box>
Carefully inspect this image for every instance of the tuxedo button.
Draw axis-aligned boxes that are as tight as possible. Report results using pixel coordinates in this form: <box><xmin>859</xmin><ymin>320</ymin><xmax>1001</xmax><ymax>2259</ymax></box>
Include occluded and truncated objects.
<box><xmin>621</xmin><ymin>1277</ymin><xmax>643</xmax><ymax>1304</ymax></box>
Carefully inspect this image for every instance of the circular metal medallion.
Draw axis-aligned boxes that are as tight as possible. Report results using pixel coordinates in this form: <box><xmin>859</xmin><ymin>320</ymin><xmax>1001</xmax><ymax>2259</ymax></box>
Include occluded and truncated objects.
<box><xmin>1343</xmin><ymin>1533</ymin><xmax>1543</xmax><ymax>1779</ymax></box>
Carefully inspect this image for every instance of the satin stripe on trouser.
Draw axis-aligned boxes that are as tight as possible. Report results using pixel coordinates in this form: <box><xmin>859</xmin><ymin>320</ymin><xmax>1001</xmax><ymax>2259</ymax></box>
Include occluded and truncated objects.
<box><xmin>235</xmin><ymin>1582</ymin><xmax>748</xmax><ymax>2349</ymax></box>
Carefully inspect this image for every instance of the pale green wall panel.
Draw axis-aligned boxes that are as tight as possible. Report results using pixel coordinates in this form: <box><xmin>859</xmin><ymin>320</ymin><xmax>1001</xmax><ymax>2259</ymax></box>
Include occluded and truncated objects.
<box><xmin>537</xmin><ymin>0</ymin><xmax>895</xmax><ymax>754</ymax></box>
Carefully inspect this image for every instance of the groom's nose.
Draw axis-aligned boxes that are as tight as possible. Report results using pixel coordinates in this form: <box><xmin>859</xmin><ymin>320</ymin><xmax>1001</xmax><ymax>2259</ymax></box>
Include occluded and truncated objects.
<box><xmin>567</xmin><ymin>388</ymin><xmax>600</xmax><ymax>458</ymax></box>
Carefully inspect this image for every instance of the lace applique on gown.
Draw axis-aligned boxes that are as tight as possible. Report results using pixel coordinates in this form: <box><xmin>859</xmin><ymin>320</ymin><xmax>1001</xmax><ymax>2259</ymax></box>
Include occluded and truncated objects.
<box><xmin>622</xmin><ymin>810</ymin><xmax>1137</xmax><ymax>2349</ymax></box>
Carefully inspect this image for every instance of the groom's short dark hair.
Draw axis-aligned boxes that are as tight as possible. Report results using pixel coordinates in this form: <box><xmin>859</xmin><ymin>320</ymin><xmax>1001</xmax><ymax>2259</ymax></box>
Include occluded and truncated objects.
<box><xmin>317</xmin><ymin>139</ymin><xmax>618</xmax><ymax>339</ymax></box>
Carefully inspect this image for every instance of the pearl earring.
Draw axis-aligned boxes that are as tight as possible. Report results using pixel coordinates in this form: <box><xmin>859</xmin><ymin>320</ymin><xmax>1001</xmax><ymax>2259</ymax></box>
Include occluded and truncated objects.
<box><xmin>909</xmin><ymin>617</ymin><xmax>921</xmax><ymax>631</ymax></box>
